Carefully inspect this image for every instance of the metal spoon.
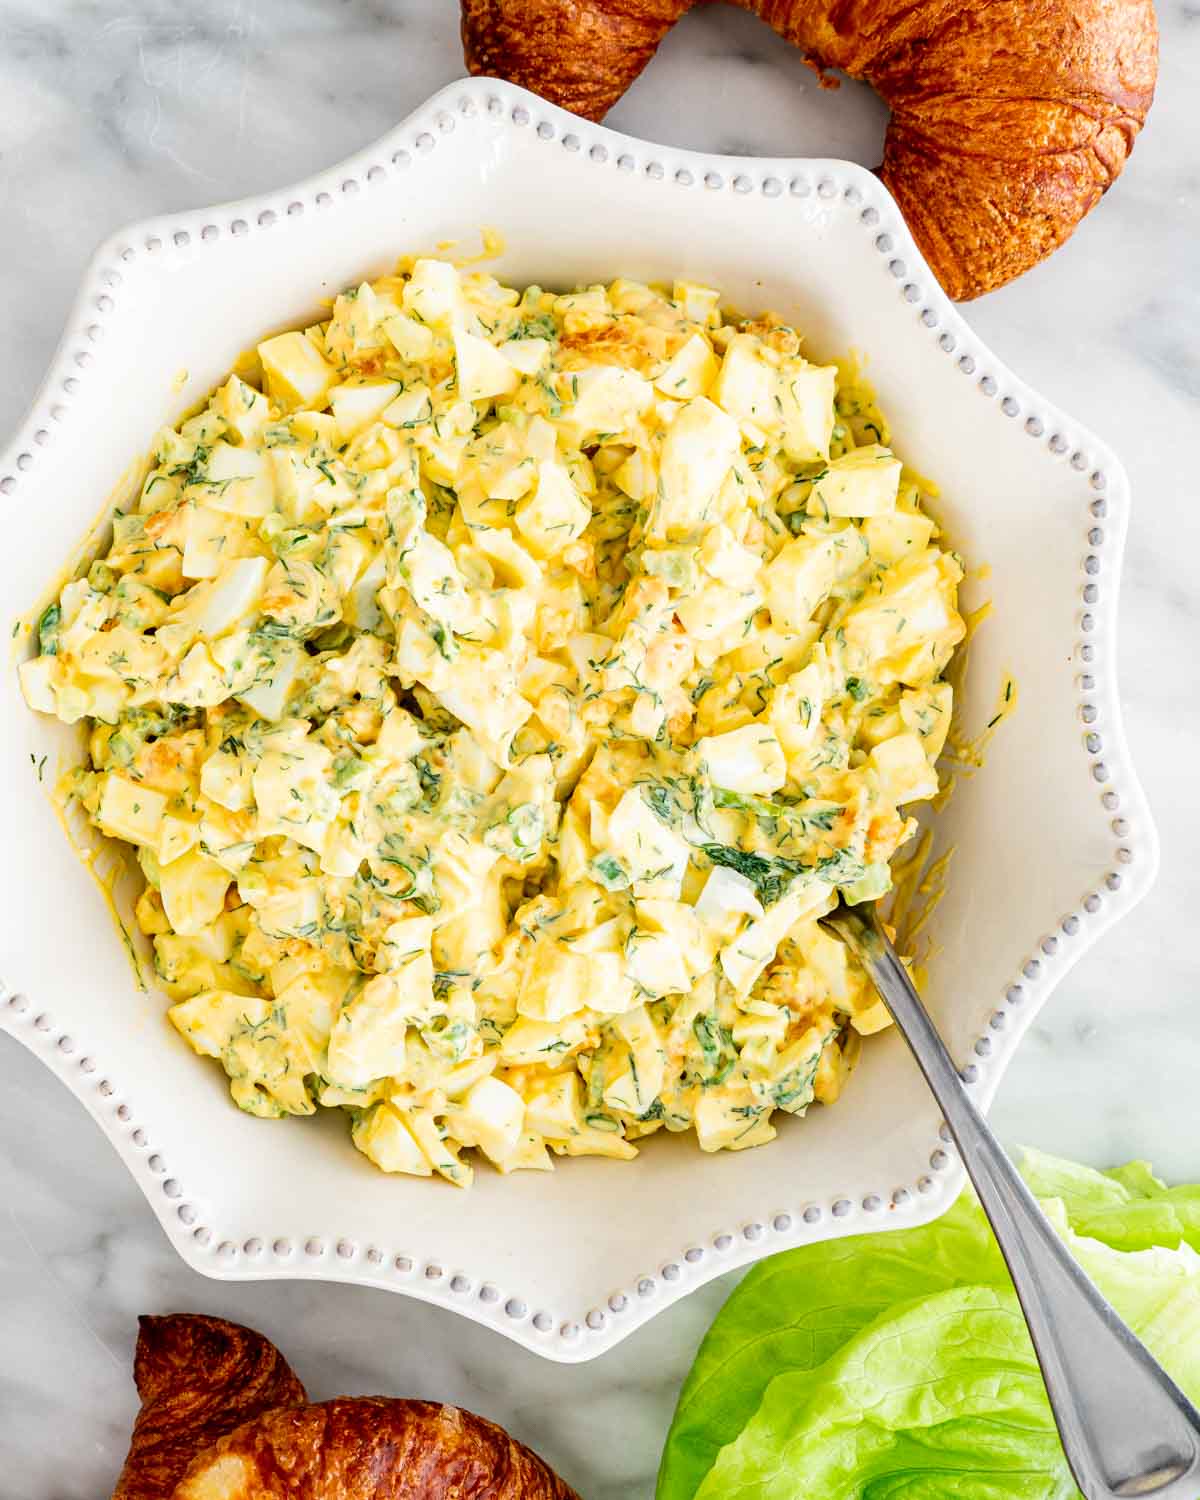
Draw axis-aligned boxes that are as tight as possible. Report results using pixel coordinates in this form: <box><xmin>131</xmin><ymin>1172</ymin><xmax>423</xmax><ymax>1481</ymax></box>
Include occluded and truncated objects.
<box><xmin>822</xmin><ymin>899</ymin><xmax>1200</xmax><ymax>1500</ymax></box>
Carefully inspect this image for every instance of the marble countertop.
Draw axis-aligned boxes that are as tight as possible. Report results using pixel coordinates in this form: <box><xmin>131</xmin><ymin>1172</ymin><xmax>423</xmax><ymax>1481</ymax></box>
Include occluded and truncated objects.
<box><xmin>1</xmin><ymin>3</ymin><xmax>1196</xmax><ymax>1495</ymax></box>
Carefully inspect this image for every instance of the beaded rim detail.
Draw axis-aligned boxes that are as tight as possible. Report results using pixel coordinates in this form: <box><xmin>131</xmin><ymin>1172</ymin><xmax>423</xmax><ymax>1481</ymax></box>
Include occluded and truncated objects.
<box><xmin>0</xmin><ymin>78</ymin><xmax>1158</xmax><ymax>1363</ymax></box>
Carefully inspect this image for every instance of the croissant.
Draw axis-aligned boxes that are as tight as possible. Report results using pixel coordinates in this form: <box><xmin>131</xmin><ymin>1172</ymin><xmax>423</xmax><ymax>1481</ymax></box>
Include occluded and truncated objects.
<box><xmin>112</xmin><ymin>1315</ymin><xmax>579</xmax><ymax>1500</ymax></box>
<box><xmin>172</xmin><ymin>1398</ymin><xmax>581</xmax><ymax>1499</ymax></box>
<box><xmin>460</xmin><ymin>0</ymin><xmax>1158</xmax><ymax>300</ymax></box>
<box><xmin>112</xmin><ymin>1315</ymin><xmax>307</xmax><ymax>1500</ymax></box>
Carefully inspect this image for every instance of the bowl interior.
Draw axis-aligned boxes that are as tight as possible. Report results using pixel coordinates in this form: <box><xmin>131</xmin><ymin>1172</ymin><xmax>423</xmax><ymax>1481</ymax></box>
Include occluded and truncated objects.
<box><xmin>0</xmin><ymin>80</ymin><xmax>1151</xmax><ymax>1355</ymax></box>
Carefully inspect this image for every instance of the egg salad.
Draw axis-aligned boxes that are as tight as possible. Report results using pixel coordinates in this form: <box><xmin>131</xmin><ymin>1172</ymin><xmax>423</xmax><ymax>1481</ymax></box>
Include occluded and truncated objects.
<box><xmin>20</xmin><ymin>257</ymin><xmax>965</xmax><ymax>1186</ymax></box>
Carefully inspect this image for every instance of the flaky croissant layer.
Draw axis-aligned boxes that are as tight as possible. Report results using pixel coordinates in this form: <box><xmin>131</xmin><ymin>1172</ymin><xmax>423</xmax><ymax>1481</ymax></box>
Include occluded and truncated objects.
<box><xmin>113</xmin><ymin>1316</ymin><xmax>307</xmax><ymax>1500</ymax></box>
<box><xmin>112</xmin><ymin>1316</ymin><xmax>579</xmax><ymax>1500</ymax></box>
<box><xmin>460</xmin><ymin>0</ymin><xmax>1157</xmax><ymax>298</ymax></box>
<box><xmin>173</xmin><ymin>1399</ymin><xmax>581</xmax><ymax>1500</ymax></box>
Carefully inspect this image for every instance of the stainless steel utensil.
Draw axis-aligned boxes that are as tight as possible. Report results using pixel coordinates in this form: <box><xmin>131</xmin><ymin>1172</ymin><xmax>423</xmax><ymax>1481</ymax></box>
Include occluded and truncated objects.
<box><xmin>823</xmin><ymin>900</ymin><xmax>1200</xmax><ymax>1500</ymax></box>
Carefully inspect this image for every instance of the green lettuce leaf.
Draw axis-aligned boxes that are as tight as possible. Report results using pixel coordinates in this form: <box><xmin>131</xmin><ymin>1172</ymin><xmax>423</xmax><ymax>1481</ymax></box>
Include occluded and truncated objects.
<box><xmin>1019</xmin><ymin>1148</ymin><xmax>1200</xmax><ymax>1254</ymax></box>
<box><xmin>657</xmin><ymin>1193</ymin><xmax>1003</xmax><ymax>1500</ymax></box>
<box><xmin>657</xmin><ymin>1152</ymin><xmax>1200</xmax><ymax>1500</ymax></box>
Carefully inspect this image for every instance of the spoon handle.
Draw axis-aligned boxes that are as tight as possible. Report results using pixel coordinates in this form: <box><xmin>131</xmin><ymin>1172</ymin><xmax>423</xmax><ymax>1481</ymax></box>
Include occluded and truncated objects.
<box><xmin>828</xmin><ymin>904</ymin><xmax>1200</xmax><ymax>1500</ymax></box>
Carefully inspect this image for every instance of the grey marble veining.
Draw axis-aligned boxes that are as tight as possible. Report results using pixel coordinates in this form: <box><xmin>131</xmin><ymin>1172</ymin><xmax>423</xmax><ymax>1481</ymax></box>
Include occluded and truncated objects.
<box><xmin>0</xmin><ymin>3</ymin><xmax>1197</xmax><ymax>1496</ymax></box>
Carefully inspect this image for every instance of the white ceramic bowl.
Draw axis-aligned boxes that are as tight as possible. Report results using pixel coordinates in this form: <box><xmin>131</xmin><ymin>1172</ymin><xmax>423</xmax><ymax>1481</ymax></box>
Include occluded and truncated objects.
<box><xmin>0</xmin><ymin>78</ymin><xmax>1157</xmax><ymax>1362</ymax></box>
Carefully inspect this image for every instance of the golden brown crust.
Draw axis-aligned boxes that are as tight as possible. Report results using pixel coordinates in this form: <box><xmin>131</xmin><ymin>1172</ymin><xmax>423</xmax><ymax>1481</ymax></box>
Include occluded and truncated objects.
<box><xmin>462</xmin><ymin>0</ymin><xmax>692</xmax><ymax>121</ymax></box>
<box><xmin>459</xmin><ymin>0</ymin><xmax>1157</xmax><ymax>299</ymax></box>
<box><xmin>172</xmin><ymin>1397</ymin><xmax>581</xmax><ymax>1500</ymax></box>
<box><xmin>848</xmin><ymin>0</ymin><xmax>1156</xmax><ymax>298</ymax></box>
<box><xmin>111</xmin><ymin>1315</ymin><xmax>307</xmax><ymax>1500</ymax></box>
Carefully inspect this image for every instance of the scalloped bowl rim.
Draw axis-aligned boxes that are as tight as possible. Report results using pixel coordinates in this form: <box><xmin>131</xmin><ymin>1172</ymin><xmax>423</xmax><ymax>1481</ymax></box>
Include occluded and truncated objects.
<box><xmin>0</xmin><ymin>78</ymin><xmax>1159</xmax><ymax>1361</ymax></box>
